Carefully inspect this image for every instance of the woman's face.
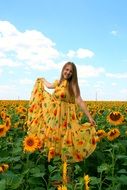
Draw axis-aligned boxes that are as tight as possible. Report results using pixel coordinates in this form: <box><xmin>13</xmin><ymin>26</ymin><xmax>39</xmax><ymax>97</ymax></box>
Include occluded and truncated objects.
<box><xmin>63</xmin><ymin>64</ymin><xmax>73</xmax><ymax>80</ymax></box>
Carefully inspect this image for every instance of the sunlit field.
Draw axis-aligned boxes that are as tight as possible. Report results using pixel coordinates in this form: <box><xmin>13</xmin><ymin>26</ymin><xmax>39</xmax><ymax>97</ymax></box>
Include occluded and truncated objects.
<box><xmin>0</xmin><ymin>100</ymin><xmax>127</xmax><ymax>190</ymax></box>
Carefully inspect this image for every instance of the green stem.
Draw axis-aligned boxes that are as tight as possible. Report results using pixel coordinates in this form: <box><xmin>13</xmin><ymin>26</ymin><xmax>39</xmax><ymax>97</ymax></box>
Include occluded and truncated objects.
<box><xmin>111</xmin><ymin>147</ymin><xmax>115</xmax><ymax>189</ymax></box>
<box><xmin>98</xmin><ymin>171</ymin><xmax>103</xmax><ymax>190</ymax></box>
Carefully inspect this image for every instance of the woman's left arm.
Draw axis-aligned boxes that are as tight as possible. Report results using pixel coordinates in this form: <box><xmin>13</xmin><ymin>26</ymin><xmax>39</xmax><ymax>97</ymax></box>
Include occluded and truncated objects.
<box><xmin>75</xmin><ymin>95</ymin><xmax>96</xmax><ymax>126</ymax></box>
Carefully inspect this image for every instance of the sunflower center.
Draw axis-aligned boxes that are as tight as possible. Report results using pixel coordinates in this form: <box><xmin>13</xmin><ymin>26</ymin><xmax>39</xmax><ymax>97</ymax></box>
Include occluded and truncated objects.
<box><xmin>27</xmin><ymin>139</ymin><xmax>34</xmax><ymax>146</ymax></box>
<box><xmin>99</xmin><ymin>110</ymin><xmax>104</xmax><ymax>114</ymax></box>
<box><xmin>0</xmin><ymin>128</ymin><xmax>4</xmax><ymax>132</ymax></box>
<box><xmin>110</xmin><ymin>131</ymin><xmax>116</xmax><ymax>136</ymax></box>
<box><xmin>110</xmin><ymin>112</ymin><xmax>121</xmax><ymax>121</ymax></box>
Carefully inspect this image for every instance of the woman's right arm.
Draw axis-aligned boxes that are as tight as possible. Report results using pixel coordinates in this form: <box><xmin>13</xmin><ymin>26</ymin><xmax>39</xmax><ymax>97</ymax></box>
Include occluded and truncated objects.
<box><xmin>43</xmin><ymin>78</ymin><xmax>55</xmax><ymax>89</ymax></box>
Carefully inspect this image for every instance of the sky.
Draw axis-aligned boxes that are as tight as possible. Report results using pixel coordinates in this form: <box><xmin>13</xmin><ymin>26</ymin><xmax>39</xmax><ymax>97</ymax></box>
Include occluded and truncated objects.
<box><xmin>0</xmin><ymin>0</ymin><xmax>127</xmax><ymax>101</ymax></box>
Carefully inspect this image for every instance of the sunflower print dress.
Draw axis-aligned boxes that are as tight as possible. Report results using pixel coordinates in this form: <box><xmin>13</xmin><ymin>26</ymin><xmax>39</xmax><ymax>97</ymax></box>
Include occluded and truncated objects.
<box><xmin>27</xmin><ymin>78</ymin><xmax>96</xmax><ymax>163</ymax></box>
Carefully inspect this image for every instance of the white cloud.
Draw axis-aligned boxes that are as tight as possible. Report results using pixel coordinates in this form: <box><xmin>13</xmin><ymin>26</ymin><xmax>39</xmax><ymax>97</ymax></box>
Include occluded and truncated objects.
<box><xmin>119</xmin><ymin>88</ymin><xmax>127</xmax><ymax>100</ymax></box>
<box><xmin>0</xmin><ymin>21</ymin><xmax>60</xmax><ymax>70</ymax></box>
<box><xmin>120</xmin><ymin>88</ymin><xmax>127</xmax><ymax>94</ymax></box>
<box><xmin>66</xmin><ymin>50</ymin><xmax>75</xmax><ymax>58</ymax></box>
<box><xmin>106</xmin><ymin>72</ymin><xmax>127</xmax><ymax>79</ymax></box>
<box><xmin>78</xmin><ymin>78</ymin><xmax>89</xmax><ymax>86</ymax></box>
<box><xmin>0</xmin><ymin>68</ymin><xmax>3</xmax><ymax>76</ymax></box>
<box><xmin>0</xmin><ymin>58</ymin><xmax>21</xmax><ymax>67</ymax></box>
<box><xmin>76</xmin><ymin>48</ymin><xmax>95</xmax><ymax>58</ymax></box>
<box><xmin>0</xmin><ymin>84</ymin><xmax>17</xmax><ymax>99</ymax></box>
<box><xmin>77</xmin><ymin>65</ymin><xmax>105</xmax><ymax>78</ymax></box>
<box><xmin>94</xmin><ymin>83</ymin><xmax>104</xmax><ymax>89</ymax></box>
<box><xmin>111</xmin><ymin>82</ymin><xmax>117</xmax><ymax>86</ymax></box>
<box><xmin>67</xmin><ymin>48</ymin><xmax>94</xmax><ymax>58</ymax></box>
<box><xmin>19</xmin><ymin>78</ymin><xmax>33</xmax><ymax>85</ymax></box>
<box><xmin>111</xmin><ymin>30</ymin><xmax>118</xmax><ymax>36</ymax></box>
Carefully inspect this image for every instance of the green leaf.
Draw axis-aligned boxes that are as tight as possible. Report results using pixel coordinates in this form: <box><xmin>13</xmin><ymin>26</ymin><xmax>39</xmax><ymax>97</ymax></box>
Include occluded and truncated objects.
<box><xmin>90</xmin><ymin>177</ymin><xmax>100</xmax><ymax>185</ymax></box>
<box><xmin>117</xmin><ymin>169</ymin><xmax>127</xmax><ymax>174</ymax></box>
<box><xmin>118</xmin><ymin>175</ymin><xmax>127</xmax><ymax>184</ymax></box>
<box><xmin>30</xmin><ymin>167</ymin><xmax>41</xmax><ymax>174</ymax></box>
<box><xmin>0</xmin><ymin>179</ymin><xmax>6</xmax><ymax>190</ymax></box>
<box><xmin>32</xmin><ymin>172</ymin><xmax>45</xmax><ymax>178</ymax></box>
<box><xmin>49</xmin><ymin>173</ymin><xmax>61</xmax><ymax>181</ymax></box>
<box><xmin>48</xmin><ymin>165</ymin><xmax>57</xmax><ymax>173</ymax></box>
<box><xmin>28</xmin><ymin>177</ymin><xmax>42</xmax><ymax>185</ymax></box>
<box><xmin>32</xmin><ymin>188</ymin><xmax>46</xmax><ymax>190</ymax></box>
<box><xmin>97</xmin><ymin>163</ymin><xmax>109</xmax><ymax>173</ymax></box>
<box><xmin>9</xmin><ymin>175</ymin><xmax>24</xmax><ymax>189</ymax></box>
<box><xmin>74</xmin><ymin>164</ymin><xmax>82</xmax><ymax>174</ymax></box>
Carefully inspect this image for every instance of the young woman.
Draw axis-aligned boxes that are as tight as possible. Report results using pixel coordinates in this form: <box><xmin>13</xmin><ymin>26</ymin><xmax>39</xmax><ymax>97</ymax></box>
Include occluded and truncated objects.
<box><xmin>27</xmin><ymin>62</ymin><xmax>97</xmax><ymax>163</ymax></box>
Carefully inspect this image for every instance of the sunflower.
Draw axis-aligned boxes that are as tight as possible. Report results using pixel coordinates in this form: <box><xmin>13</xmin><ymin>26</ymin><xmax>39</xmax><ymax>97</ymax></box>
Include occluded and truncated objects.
<box><xmin>77</xmin><ymin>111</ymin><xmax>84</xmax><ymax>120</ymax></box>
<box><xmin>1</xmin><ymin>164</ymin><xmax>9</xmax><ymax>171</ymax></box>
<box><xmin>0</xmin><ymin>124</ymin><xmax>7</xmax><ymax>137</ymax></box>
<box><xmin>107</xmin><ymin>111</ymin><xmax>124</xmax><ymax>126</ymax></box>
<box><xmin>16</xmin><ymin>106</ymin><xmax>27</xmax><ymax>114</ymax></box>
<box><xmin>0</xmin><ymin>166</ymin><xmax>3</xmax><ymax>172</ymax></box>
<box><xmin>0</xmin><ymin>164</ymin><xmax>9</xmax><ymax>173</ymax></box>
<box><xmin>107</xmin><ymin>128</ymin><xmax>120</xmax><ymax>141</ymax></box>
<box><xmin>89</xmin><ymin>109</ymin><xmax>96</xmax><ymax>117</ymax></box>
<box><xmin>14</xmin><ymin>122</ymin><xmax>20</xmax><ymax>128</ymax></box>
<box><xmin>98</xmin><ymin>109</ymin><xmax>105</xmax><ymax>115</ymax></box>
<box><xmin>20</xmin><ymin>114</ymin><xmax>27</xmax><ymax>120</ymax></box>
<box><xmin>63</xmin><ymin>162</ymin><xmax>67</xmax><ymax>184</ymax></box>
<box><xmin>57</xmin><ymin>185</ymin><xmax>67</xmax><ymax>190</ymax></box>
<box><xmin>48</xmin><ymin>147</ymin><xmax>55</xmax><ymax>162</ymax></box>
<box><xmin>23</xmin><ymin>135</ymin><xmax>39</xmax><ymax>152</ymax></box>
<box><xmin>84</xmin><ymin>174</ymin><xmax>90</xmax><ymax>190</ymax></box>
<box><xmin>36</xmin><ymin>136</ymin><xmax>43</xmax><ymax>149</ymax></box>
<box><xmin>5</xmin><ymin>117</ymin><xmax>11</xmax><ymax>130</ymax></box>
<box><xmin>96</xmin><ymin>130</ymin><xmax>107</xmax><ymax>141</ymax></box>
<box><xmin>0</xmin><ymin>111</ymin><xmax>6</xmax><ymax>120</ymax></box>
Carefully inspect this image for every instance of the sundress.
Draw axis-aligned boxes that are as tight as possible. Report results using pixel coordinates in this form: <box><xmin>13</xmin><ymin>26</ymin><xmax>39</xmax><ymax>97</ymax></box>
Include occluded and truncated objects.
<box><xmin>27</xmin><ymin>78</ymin><xmax>97</xmax><ymax>163</ymax></box>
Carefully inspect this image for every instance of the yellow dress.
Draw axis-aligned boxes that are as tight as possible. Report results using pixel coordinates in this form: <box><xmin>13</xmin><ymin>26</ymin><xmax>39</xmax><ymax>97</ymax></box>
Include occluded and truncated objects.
<box><xmin>27</xmin><ymin>78</ymin><xmax>96</xmax><ymax>163</ymax></box>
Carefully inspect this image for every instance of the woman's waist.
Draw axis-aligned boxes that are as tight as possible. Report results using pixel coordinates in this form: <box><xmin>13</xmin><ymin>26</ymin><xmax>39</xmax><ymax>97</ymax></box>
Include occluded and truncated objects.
<box><xmin>52</xmin><ymin>96</ymin><xmax>75</xmax><ymax>104</ymax></box>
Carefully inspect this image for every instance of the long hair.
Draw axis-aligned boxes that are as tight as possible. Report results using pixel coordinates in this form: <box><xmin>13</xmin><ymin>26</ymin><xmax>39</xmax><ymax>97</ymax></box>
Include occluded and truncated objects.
<box><xmin>59</xmin><ymin>62</ymin><xmax>80</xmax><ymax>96</ymax></box>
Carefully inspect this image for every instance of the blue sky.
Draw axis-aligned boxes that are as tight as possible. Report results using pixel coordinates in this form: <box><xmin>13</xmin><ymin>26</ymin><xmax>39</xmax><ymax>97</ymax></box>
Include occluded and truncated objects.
<box><xmin>0</xmin><ymin>0</ymin><xmax>127</xmax><ymax>101</ymax></box>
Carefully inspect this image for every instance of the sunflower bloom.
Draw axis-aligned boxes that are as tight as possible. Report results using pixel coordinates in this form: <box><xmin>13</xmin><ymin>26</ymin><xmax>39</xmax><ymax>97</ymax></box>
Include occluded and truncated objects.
<box><xmin>57</xmin><ymin>185</ymin><xmax>67</xmax><ymax>190</ymax></box>
<box><xmin>36</xmin><ymin>136</ymin><xmax>43</xmax><ymax>149</ymax></box>
<box><xmin>96</xmin><ymin>130</ymin><xmax>107</xmax><ymax>141</ymax></box>
<box><xmin>77</xmin><ymin>111</ymin><xmax>83</xmax><ymax>120</ymax></box>
<box><xmin>0</xmin><ymin>164</ymin><xmax>9</xmax><ymax>173</ymax></box>
<box><xmin>107</xmin><ymin>128</ymin><xmax>120</xmax><ymax>141</ymax></box>
<box><xmin>16</xmin><ymin>106</ymin><xmax>27</xmax><ymax>114</ymax></box>
<box><xmin>2</xmin><ymin>164</ymin><xmax>9</xmax><ymax>171</ymax></box>
<box><xmin>95</xmin><ymin>136</ymin><xmax>101</xmax><ymax>142</ymax></box>
<box><xmin>23</xmin><ymin>135</ymin><xmax>39</xmax><ymax>152</ymax></box>
<box><xmin>63</xmin><ymin>162</ymin><xmax>67</xmax><ymax>184</ymax></box>
<box><xmin>0</xmin><ymin>111</ymin><xmax>6</xmax><ymax>120</ymax></box>
<box><xmin>0</xmin><ymin>124</ymin><xmax>7</xmax><ymax>137</ymax></box>
<box><xmin>84</xmin><ymin>174</ymin><xmax>90</xmax><ymax>190</ymax></box>
<box><xmin>48</xmin><ymin>147</ymin><xmax>55</xmax><ymax>162</ymax></box>
<box><xmin>107</xmin><ymin>111</ymin><xmax>124</xmax><ymax>126</ymax></box>
<box><xmin>5</xmin><ymin>117</ymin><xmax>11</xmax><ymax>130</ymax></box>
<box><xmin>0</xmin><ymin>167</ymin><xmax>3</xmax><ymax>172</ymax></box>
<box><xmin>98</xmin><ymin>109</ymin><xmax>105</xmax><ymax>115</ymax></box>
<box><xmin>20</xmin><ymin>114</ymin><xmax>26</xmax><ymax>120</ymax></box>
<box><xmin>14</xmin><ymin>122</ymin><xmax>20</xmax><ymax>128</ymax></box>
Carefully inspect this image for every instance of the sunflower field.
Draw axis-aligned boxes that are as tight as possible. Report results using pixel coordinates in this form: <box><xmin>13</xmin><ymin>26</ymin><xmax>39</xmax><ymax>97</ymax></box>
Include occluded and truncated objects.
<box><xmin>0</xmin><ymin>100</ymin><xmax>127</xmax><ymax>190</ymax></box>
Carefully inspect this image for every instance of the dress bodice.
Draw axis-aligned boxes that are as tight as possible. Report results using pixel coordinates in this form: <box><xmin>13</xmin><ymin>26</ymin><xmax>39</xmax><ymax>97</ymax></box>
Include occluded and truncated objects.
<box><xmin>52</xmin><ymin>80</ymin><xmax>75</xmax><ymax>103</ymax></box>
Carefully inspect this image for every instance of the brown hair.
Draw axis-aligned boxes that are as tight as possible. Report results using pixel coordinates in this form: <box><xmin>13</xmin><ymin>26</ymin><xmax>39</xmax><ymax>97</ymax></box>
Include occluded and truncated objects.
<box><xmin>59</xmin><ymin>62</ymin><xmax>80</xmax><ymax>96</ymax></box>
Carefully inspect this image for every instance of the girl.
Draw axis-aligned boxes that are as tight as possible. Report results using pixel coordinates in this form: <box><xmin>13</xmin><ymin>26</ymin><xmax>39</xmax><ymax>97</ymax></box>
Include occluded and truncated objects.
<box><xmin>27</xmin><ymin>62</ymin><xmax>97</xmax><ymax>163</ymax></box>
